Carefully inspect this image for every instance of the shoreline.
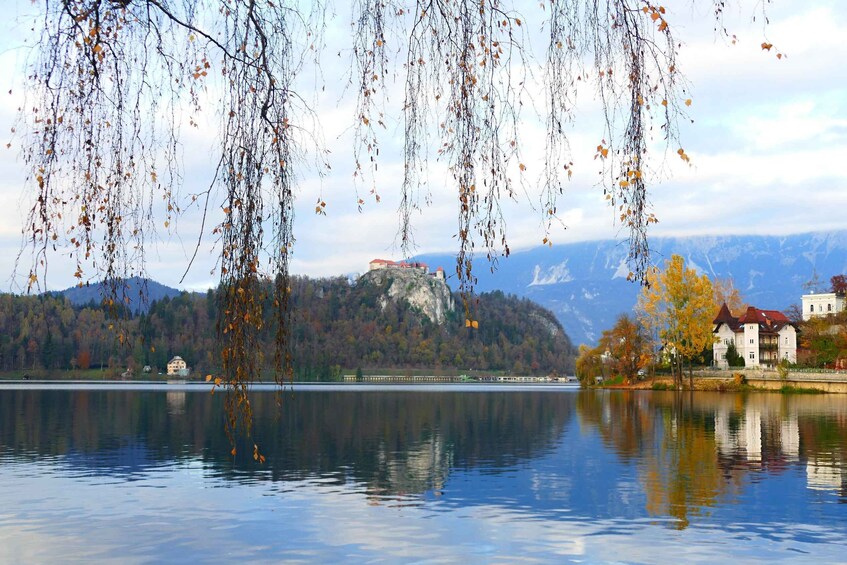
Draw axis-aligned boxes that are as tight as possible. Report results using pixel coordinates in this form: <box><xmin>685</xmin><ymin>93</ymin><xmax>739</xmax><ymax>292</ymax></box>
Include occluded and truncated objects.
<box><xmin>598</xmin><ymin>373</ymin><xmax>846</xmax><ymax>394</ymax></box>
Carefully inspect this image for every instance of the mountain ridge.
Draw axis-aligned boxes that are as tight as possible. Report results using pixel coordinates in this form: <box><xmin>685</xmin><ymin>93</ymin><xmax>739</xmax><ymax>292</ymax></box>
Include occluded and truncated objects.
<box><xmin>416</xmin><ymin>231</ymin><xmax>847</xmax><ymax>346</ymax></box>
<box><xmin>55</xmin><ymin>276</ymin><xmax>185</xmax><ymax>313</ymax></box>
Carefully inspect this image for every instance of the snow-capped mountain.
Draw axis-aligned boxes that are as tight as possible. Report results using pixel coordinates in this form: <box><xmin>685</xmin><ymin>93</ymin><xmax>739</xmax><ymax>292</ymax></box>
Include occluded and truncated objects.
<box><xmin>417</xmin><ymin>231</ymin><xmax>847</xmax><ymax>346</ymax></box>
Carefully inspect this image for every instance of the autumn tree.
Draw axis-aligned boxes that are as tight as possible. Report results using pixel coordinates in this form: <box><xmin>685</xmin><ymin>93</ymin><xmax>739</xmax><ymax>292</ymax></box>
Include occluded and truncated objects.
<box><xmin>598</xmin><ymin>314</ymin><xmax>651</xmax><ymax>383</ymax></box>
<box><xmin>16</xmin><ymin>1</ymin><xmax>778</xmax><ymax>439</ymax></box>
<box><xmin>713</xmin><ymin>277</ymin><xmax>747</xmax><ymax>317</ymax></box>
<box><xmin>831</xmin><ymin>275</ymin><xmax>847</xmax><ymax>295</ymax></box>
<box><xmin>575</xmin><ymin>343</ymin><xmax>603</xmax><ymax>386</ymax></box>
<box><xmin>636</xmin><ymin>255</ymin><xmax>715</xmax><ymax>388</ymax></box>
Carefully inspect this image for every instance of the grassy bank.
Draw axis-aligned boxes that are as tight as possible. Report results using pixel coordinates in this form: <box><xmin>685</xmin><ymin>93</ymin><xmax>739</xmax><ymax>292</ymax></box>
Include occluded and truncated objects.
<box><xmin>598</xmin><ymin>375</ymin><xmax>832</xmax><ymax>394</ymax></box>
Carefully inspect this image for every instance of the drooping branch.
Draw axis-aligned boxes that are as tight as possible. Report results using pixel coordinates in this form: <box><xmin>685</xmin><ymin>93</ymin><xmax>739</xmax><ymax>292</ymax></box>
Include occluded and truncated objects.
<box><xmin>22</xmin><ymin>0</ymin><xmax>326</xmax><ymax>446</ymax></box>
<box><xmin>20</xmin><ymin>0</ymin><xmax>769</xmax><ymax>446</ymax></box>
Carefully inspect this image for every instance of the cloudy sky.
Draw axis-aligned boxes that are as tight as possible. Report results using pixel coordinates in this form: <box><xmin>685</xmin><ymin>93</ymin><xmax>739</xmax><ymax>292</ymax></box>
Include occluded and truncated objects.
<box><xmin>0</xmin><ymin>1</ymin><xmax>845</xmax><ymax>292</ymax></box>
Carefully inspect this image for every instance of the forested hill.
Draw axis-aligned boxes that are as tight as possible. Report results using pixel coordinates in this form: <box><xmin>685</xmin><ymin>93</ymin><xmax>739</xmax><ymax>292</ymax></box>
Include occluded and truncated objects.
<box><xmin>1</xmin><ymin>276</ymin><xmax>575</xmax><ymax>378</ymax></box>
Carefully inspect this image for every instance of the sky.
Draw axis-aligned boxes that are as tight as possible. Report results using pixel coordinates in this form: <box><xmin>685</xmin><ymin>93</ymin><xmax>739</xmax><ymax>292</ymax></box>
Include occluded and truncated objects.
<box><xmin>0</xmin><ymin>1</ymin><xmax>845</xmax><ymax>292</ymax></box>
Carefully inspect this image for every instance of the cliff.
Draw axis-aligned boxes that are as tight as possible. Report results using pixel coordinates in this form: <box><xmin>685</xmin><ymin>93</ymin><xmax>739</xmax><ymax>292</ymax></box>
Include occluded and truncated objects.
<box><xmin>358</xmin><ymin>267</ymin><xmax>455</xmax><ymax>325</ymax></box>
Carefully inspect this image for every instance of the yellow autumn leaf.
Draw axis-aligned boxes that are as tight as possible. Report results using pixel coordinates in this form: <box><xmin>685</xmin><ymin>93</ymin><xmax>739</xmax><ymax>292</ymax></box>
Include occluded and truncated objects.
<box><xmin>685</xmin><ymin>98</ymin><xmax>692</xmax><ymax>106</ymax></box>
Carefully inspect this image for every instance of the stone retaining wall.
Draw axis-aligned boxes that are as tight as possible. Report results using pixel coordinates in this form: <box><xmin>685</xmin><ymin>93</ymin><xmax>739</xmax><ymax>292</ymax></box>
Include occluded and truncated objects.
<box><xmin>695</xmin><ymin>369</ymin><xmax>847</xmax><ymax>393</ymax></box>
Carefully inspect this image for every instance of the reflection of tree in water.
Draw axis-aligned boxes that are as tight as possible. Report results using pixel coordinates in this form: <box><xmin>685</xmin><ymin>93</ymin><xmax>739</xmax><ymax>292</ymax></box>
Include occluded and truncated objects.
<box><xmin>576</xmin><ymin>391</ymin><xmax>847</xmax><ymax>528</ymax></box>
<box><xmin>576</xmin><ymin>390</ymin><xmax>729</xmax><ymax>528</ymax></box>
<box><xmin>0</xmin><ymin>390</ymin><xmax>572</xmax><ymax>498</ymax></box>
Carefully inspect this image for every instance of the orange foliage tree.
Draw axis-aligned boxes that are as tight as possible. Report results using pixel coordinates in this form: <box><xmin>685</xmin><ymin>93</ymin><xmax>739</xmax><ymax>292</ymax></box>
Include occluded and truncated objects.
<box><xmin>637</xmin><ymin>255</ymin><xmax>715</xmax><ymax>387</ymax></box>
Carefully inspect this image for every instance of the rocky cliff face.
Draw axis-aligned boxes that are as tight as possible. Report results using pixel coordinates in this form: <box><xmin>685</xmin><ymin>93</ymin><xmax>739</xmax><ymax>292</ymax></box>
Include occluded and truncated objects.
<box><xmin>359</xmin><ymin>268</ymin><xmax>455</xmax><ymax>325</ymax></box>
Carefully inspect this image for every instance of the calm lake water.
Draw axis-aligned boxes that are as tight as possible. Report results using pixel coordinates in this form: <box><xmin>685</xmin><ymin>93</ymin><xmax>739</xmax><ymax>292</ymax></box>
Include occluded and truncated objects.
<box><xmin>1</xmin><ymin>384</ymin><xmax>846</xmax><ymax>563</ymax></box>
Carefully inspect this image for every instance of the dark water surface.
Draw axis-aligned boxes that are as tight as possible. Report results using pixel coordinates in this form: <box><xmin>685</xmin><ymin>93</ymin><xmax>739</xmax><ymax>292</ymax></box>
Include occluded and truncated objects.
<box><xmin>1</xmin><ymin>385</ymin><xmax>846</xmax><ymax>563</ymax></box>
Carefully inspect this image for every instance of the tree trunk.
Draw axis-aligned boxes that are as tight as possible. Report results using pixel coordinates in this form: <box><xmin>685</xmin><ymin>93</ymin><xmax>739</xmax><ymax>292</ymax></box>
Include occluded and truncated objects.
<box><xmin>688</xmin><ymin>361</ymin><xmax>693</xmax><ymax>390</ymax></box>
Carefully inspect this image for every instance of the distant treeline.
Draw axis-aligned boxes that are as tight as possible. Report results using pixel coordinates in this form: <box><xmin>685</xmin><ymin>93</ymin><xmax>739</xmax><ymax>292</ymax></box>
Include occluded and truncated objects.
<box><xmin>0</xmin><ymin>277</ymin><xmax>575</xmax><ymax>379</ymax></box>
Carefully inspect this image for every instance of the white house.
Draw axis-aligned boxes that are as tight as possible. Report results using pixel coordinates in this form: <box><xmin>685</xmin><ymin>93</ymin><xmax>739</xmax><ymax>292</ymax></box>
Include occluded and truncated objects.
<box><xmin>801</xmin><ymin>292</ymin><xmax>846</xmax><ymax>321</ymax></box>
<box><xmin>167</xmin><ymin>356</ymin><xmax>188</xmax><ymax>376</ymax></box>
<box><xmin>712</xmin><ymin>304</ymin><xmax>797</xmax><ymax>369</ymax></box>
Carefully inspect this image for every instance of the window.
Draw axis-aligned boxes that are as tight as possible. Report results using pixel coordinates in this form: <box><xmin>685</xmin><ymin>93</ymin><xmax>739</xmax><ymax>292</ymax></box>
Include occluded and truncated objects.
<box><xmin>750</xmin><ymin>338</ymin><xmax>754</xmax><ymax>344</ymax></box>
<box><xmin>749</xmin><ymin>352</ymin><xmax>755</xmax><ymax>359</ymax></box>
<box><xmin>828</xmin><ymin>304</ymin><xmax>832</xmax><ymax>312</ymax></box>
<box><xmin>725</xmin><ymin>339</ymin><xmax>731</xmax><ymax>345</ymax></box>
<box><xmin>721</xmin><ymin>354</ymin><xmax>726</xmax><ymax>359</ymax></box>
<box><xmin>785</xmin><ymin>337</ymin><xmax>788</xmax><ymax>345</ymax></box>
<box><xmin>810</xmin><ymin>304</ymin><xmax>814</xmax><ymax>312</ymax></box>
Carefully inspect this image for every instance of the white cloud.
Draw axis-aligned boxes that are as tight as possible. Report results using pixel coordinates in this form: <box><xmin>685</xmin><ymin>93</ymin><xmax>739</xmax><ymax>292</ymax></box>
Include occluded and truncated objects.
<box><xmin>0</xmin><ymin>2</ymin><xmax>846</xmax><ymax>290</ymax></box>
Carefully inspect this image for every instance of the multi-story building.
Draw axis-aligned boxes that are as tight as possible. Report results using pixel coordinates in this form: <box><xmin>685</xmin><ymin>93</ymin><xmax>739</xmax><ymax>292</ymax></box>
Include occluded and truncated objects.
<box><xmin>167</xmin><ymin>356</ymin><xmax>188</xmax><ymax>376</ymax></box>
<box><xmin>801</xmin><ymin>292</ymin><xmax>846</xmax><ymax>321</ymax></box>
<box><xmin>713</xmin><ymin>304</ymin><xmax>797</xmax><ymax>369</ymax></box>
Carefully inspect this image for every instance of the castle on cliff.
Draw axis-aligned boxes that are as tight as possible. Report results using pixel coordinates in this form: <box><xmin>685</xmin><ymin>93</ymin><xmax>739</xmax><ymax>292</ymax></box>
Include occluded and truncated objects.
<box><xmin>368</xmin><ymin>259</ymin><xmax>446</xmax><ymax>281</ymax></box>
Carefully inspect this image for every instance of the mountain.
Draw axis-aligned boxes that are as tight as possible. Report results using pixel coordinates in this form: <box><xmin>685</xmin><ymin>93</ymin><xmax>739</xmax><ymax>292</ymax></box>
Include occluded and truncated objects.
<box><xmin>7</xmin><ymin>274</ymin><xmax>574</xmax><ymax>376</ymax></box>
<box><xmin>56</xmin><ymin>277</ymin><xmax>184</xmax><ymax>313</ymax></box>
<box><xmin>416</xmin><ymin>231</ymin><xmax>847</xmax><ymax>346</ymax></box>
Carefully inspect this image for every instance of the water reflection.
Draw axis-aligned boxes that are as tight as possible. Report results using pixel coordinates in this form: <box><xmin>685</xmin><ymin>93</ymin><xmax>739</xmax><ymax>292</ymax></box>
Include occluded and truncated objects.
<box><xmin>1</xmin><ymin>387</ymin><xmax>846</xmax><ymax>561</ymax></box>
<box><xmin>576</xmin><ymin>391</ymin><xmax>847</xmax><ymax>530</ymax></box>
<box><xmin>0</xmin><ymin>389</ymin><xmax>573</xmax><ymax>498</ymax></box>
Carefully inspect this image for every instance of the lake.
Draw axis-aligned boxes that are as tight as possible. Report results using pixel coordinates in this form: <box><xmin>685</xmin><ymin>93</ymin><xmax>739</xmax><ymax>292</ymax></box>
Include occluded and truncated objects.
<box><xmin>1</xmin><ymin>384</ymin><xmax>845</xmax><ymax>563</ymax></box>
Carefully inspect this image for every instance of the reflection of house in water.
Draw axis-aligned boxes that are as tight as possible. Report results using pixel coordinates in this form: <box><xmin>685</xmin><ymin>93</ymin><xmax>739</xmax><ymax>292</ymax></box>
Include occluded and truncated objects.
<box><xmin>780</xmin><ymin>416</ymin><xmax>800</xmax><ymax>462</ymax></box>
<box><xmin>714</xmin><ymin>407</ymin><xmax>763</xmax><ymax>463</ymax></box>
<box><xmin>807</xmin><ymin>456</ymin><xmax>845</xmax><ymax>493</ymax></box>
<box><xmin>713</xmin><ymin>402</ymin><xmax>847</xmax><ymax>495</ymax></box>
<box><xmin>714</xmin><ymin>407</ymin><xmax>800</xmax><ymax>466</ymax></box>
<box><xmin>166</xmin><ymin>391</ymin><xmax>186</xmax><ymax>415</ymax></box>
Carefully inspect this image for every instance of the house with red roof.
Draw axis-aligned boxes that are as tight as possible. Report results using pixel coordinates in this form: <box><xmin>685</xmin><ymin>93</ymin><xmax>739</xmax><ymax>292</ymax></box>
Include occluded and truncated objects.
<box><xmin>712</xmin><ymin>304</ymin><xmax>797</xmax><ymax>369</ymax></box>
